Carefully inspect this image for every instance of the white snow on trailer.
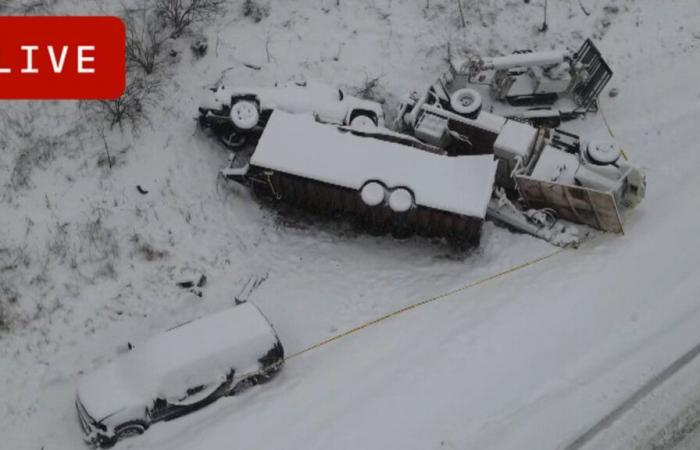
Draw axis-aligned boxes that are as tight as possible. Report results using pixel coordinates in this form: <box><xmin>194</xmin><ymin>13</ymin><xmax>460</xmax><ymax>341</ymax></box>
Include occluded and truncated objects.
<box><xmin>250</xmin><ymin>110</ymin><xmax>498</xmax><ymax>219</ymax></box>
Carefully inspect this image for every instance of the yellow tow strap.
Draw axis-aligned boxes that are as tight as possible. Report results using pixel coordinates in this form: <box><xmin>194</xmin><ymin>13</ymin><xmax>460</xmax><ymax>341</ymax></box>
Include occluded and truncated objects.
<box><xmin>598</xmin><ymin>101</ymin><xmax>629</xmax><ymax>161</ymax></box>
<box><xmin>285</xmin><ymin>248</ymin><xmax>566</xmax><ymax>361</ymax></box>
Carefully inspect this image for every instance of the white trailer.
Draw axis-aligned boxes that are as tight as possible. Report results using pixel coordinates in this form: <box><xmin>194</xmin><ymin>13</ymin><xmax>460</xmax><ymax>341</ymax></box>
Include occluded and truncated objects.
<box><xmin>223</xmin><ymin>110</ymin><xmax>498</xmax><ymax>247</ymax></box>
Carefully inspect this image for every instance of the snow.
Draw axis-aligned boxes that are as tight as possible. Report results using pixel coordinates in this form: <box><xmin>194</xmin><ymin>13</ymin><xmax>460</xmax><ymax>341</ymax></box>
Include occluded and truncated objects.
<box><xmin>483</xmin><ymin>50</ymin><xmax>568</xmax><ymax>70</ymax></box>
<box><xmin>250</xmin><ymin>110</ymin><xmax>497</xmax><ymax>218</ymax></box>
<box><xmin>530</xmin><ymin>145</ymin><xmax>580</xmax><ymax>184</ymax></box>
<box><xmin>2</xmin><ymin>1</ymin><xmax>700</xmax><ymax>450</ymax></box>
<box><xmin>493</xmin><ymin>119</ymin><xmax>538</xmax><ymax>163</ymax></box>
<box><xmin>360</xmin><ymin>181</ymin><xmax>385</xmax><ymax>207</ymax></box>
<box><xmin>388</xmin><ymin>187</ymin><xmax>413</xmax><ymax>213</ymax></box>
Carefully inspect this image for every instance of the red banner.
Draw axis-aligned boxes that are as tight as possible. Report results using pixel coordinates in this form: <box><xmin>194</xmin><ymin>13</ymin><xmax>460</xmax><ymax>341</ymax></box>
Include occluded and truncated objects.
<box><xmin>0</xmin><ymin>16</ymin><xmax>125</xmax><ymax>99</ymax></box>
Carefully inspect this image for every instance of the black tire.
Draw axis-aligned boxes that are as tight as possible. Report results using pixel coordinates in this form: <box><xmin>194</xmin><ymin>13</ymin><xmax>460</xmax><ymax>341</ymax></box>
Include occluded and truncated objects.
<box><xmin>95</xmin><ymin>434</ymin><xmax>117</xmax><ymax>449</ymax></box>
<box><xmin>229</xmin><ymin>363</ymin><xmax>283</xmax><ymax>396</ymax></box>
<box><xmin>217</xmin><ymin>129</ymin><xmax>248</xmax><ymax>150</ymax></box>
<box><xmin>115</xmin><ymin>422</ymin><xmax>146</xmax><ymax>441</ymax></box>
<box><xmin>348</xmin><ymin>109</ymin><xmax>378</xmax><ymax>127</ymax></box>
<box><xmin>256</xmin><ymin>361</ymin><xmax>283</xmax><ymax>384</ymax></box>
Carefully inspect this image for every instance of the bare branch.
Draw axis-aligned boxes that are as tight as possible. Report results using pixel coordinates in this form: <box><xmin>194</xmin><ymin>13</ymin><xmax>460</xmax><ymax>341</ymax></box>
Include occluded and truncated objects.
<box><xmin>124</xmin><ymin>6</ymin><xmax>168</xmax><ymax>75</ymax></box>
<box><xmin>156</xmin><ymin>0</ymin><xmax>224</xmax><ymax>37</ymax></box>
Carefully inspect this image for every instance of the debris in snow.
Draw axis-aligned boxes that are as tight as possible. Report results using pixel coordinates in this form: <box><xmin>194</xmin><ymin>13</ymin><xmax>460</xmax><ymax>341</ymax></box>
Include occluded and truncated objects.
<box><xmin>243</xmin><ymin>63</ymin><xmax>262</xmax><ymax>71</ymax></box>
<box><xmin>131</xmin><ymin>234</ymin><xmax>169</xmax><ymax>261</ymax></box>
<box><xmin>176</xmin><ymin>273</ymin><xmax>208</xmax><ymax>297</ymax></box>
<box><xmin>137</xmin><ymin>185</ymin><xmax>149</xmax><ymax>195</ymax></box>
<box><xmin>241</xmin><ymin>0</ymin><xmax>270</xmax><ymax>23</ymax></box>
<box><xmin>609</xmin><ymin>87</ymin><xmax>620</xmax><ymax>98</ymax></box>
<box><xmin>235</xmin><ymin>273</ymin><xmax>269</xmax><ymax>305</ymax></box>
<box><xmin>190</xmin><ymin>37</ymin><xmax>208</xmax><ymax>58</ymax></box>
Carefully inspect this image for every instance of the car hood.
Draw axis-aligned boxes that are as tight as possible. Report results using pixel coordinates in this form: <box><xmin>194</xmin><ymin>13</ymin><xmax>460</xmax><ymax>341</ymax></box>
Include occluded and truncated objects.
<box><xmin>77</xmin><ymin>362</ymin><xmax>145</xmax><ymax>423</ymax></box>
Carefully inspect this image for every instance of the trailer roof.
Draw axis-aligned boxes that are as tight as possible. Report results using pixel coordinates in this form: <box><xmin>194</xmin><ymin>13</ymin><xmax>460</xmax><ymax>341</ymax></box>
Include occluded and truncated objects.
<box><xmin>251</xmin><ymin>111</ymin><xmax>497</xmax><ymax>218</ymax></box>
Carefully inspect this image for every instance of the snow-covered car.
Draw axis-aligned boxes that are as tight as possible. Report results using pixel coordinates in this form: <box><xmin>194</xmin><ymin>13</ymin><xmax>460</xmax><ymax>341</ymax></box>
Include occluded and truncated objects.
<box><xmin>75</xmin><ymin>302</ymin><xmax>284</xmax><ymax>448</ymax></box>
<box><xmin>198</xmin><ymin>79</ymin><xmax>386</xmax><ymax>149</ymax></box>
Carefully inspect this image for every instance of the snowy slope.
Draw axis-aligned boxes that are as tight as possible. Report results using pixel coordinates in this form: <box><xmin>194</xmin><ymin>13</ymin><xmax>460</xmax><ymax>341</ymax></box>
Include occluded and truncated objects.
<box><xmin>1</xmin><ymin>1</ymin><xmax>700</xmax><ymax>450</ymax></box>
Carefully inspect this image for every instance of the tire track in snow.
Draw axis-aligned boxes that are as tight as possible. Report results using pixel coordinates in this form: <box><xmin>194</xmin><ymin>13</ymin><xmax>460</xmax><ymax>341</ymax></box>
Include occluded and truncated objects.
<box><xmin>563</xmin><ymin>340</ymin><xmax>700</xmax><ymax>450</ymax></box>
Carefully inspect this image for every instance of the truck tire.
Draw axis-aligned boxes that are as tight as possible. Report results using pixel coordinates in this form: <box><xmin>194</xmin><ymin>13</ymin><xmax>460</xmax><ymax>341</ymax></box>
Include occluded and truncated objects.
<box><xmin>218</xmin><ymin>129</ymin><xmax>247</xmax><ymax>150</ymax></box>
<box><xmin>230</xmin><ymin>100</ymin><xmax>260</xmax><ymax>130</ymax></box>
<box><xmin>586</xmin><ymin>141</ymin><xmax>621</xmax><ymax>165</ymax></box>
<box><xmin>450</xmin><ymin>88</ymin><xmax>482</xmax><ymax>116</ymax></box>
<box><xmin>388</xmin><ymin>188</ymin><xmax>413</xmax><ymax>213</ymax></box>
<box><xmin>360</xmin><ymin>181</ymin><xmax>386</xmax><ymax>207</ymax></box>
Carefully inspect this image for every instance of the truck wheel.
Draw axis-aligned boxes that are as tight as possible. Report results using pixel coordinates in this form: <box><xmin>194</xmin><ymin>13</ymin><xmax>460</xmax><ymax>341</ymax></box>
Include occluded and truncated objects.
<box><xmin>360</xmin><ymin>181</ymin><xmax>386</xmax><ymax>207</ymax></box>
<box><xmin>586</xmin><ymin>141</ymin><xmax>621</xmax><ymax>165</ymax></box>
<box><xmin>450</xmin><ymin>88</ymin><xmax>482</xmax><ymax>115</ymax></box>
<box><xmin>218</xmin><ymin>130</ymin><xmax>247</xmax><ymax>150</ymax></box>
<box><xmin>388</xmin><ymin>188</ymin><xmax>414</xmax><ymax>213</ymax></box>
<box><xmin>230</xmin><ymin>101</ymin><xmax>260</xmax><ymax>130</ymax></box>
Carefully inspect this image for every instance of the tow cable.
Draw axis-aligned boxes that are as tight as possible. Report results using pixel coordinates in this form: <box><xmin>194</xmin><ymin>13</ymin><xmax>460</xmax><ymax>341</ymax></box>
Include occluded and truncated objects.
<box><xmin>284</xmin><ymin>248</ymin><xmax>566</xmax><ymax>361</ymax></box>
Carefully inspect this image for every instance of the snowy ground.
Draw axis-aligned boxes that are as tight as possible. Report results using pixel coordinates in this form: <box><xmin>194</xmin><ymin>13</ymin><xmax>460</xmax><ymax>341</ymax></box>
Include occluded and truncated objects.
<box><xmin>1</xmin><ymin>0</ymin><xmax>700</xmax><ymax>449</ymax></box>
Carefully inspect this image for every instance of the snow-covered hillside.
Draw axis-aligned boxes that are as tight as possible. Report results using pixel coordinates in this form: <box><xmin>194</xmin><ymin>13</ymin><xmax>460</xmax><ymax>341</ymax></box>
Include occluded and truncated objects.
<box><xmin>2</xmin><ymin>1</ymin><xmax>700</xmax><ymax>449</ymax></box>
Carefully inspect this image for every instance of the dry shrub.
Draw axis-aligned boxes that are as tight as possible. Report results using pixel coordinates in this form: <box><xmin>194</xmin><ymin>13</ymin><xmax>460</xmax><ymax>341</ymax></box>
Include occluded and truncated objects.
<box><xmin>131</xmin><ymin>234</ymin><xmax>169</xmax><ymax>261</ymax></box>
<box><xmin>241</xmin><ymin>0</ymin><xmax>270</xmax><ymax>23</ymax></box>
<box><xmin>10</xmin><ymin>137</ymin><xmax>60</xmax><ymax>191</ymax></box>
<box><xmin>1</xmin><ymin>0</ymin><xmax>57</xmax><ymax>14</ymax></box>
<box><xmin>87</xmin><ymin>73</ymin><xmax>161</xmax><ymax>131</ymax></box>
<box><xmin>125</xmin><ymin>7</ymin><xmax>168</xmax><ymax>75</ymax></box>
<box><xmin>82</xmin><ymin>217</ymin><xmax>120</xmax><ymax>264</ymax></box>
<box><xmin>156</xmin><ymin>0</ymin><xmax>224</xmax><ymax>37</ymax></box>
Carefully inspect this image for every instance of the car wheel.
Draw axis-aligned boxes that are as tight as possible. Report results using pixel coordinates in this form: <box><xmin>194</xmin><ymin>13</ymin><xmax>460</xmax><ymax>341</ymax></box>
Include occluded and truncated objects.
<box><xmin>230</xmin><ymin>377</ymin><xmax>254</xmax><ymax>396</ymax></box>
<box><xmin>230</xmin><ymin>101</ymin><xmax>260</xmax><ymax>130</ymax></box>
<box><xmin>350</xmin><ymin>114</ymin><xmax>377</xmax><ymax>129</ymax></box>
<box><xmin>115</xmin><ymin>422</ymin><xmax>146</xmax><ymax>440</ymax></box>
<box><xmin>450</xmin><ymin>88</ymin><xmax>482</xmax><ymax>115</ymax></box>
<box><xmin>218</xmin><ymin>129</ymin><xmax>247</xmax><ymax>150</ymax></box>
<box><xmin>95</xmin><ymin>434</ymin><xmax>117</xmax><ymax>449</ymax></box>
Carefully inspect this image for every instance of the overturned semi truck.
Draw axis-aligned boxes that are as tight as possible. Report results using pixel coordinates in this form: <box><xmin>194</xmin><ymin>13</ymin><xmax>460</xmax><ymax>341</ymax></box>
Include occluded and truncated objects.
<box><xmin>398</xmin><ymin>81</ymin><xmax>646</xmax><ymax>246</ymax></box>
<box><xmin>221</xmin><ymin>110</ymin><xmax>498</xmax><ymax>247</ymax></box>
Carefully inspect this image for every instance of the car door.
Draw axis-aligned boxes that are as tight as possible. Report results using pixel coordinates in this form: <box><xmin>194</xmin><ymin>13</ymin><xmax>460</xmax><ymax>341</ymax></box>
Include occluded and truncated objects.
<box><xmin>149</xmin><ymin>370</ymin><xmax>235</xmax><ymax>423</ymax></box>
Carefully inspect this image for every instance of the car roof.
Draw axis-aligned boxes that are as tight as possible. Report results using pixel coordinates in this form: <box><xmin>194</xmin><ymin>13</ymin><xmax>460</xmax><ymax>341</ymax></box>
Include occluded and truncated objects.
<box><xmin>92</xmin><ymin>302</ymin><xmax>279</xmax><ymax>405</ymax></box>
